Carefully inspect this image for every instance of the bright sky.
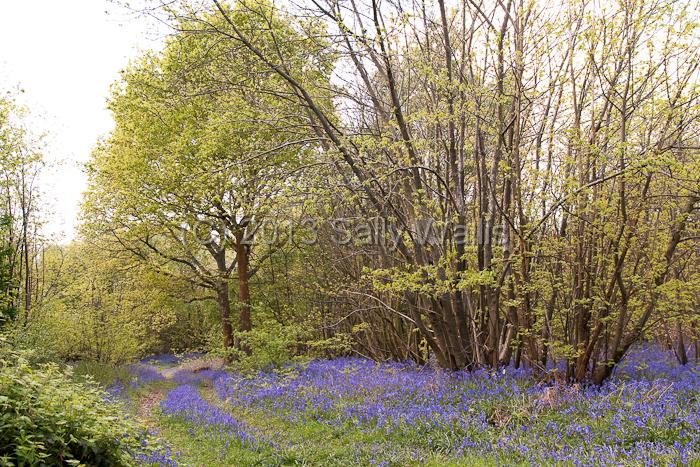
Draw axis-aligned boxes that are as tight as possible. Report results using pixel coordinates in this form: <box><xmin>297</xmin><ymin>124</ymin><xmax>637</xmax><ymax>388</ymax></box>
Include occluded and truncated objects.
<box><xmin>0</xmin><ymin>0</ymin><xmax>165</xmax><ymax>241</ymax></box>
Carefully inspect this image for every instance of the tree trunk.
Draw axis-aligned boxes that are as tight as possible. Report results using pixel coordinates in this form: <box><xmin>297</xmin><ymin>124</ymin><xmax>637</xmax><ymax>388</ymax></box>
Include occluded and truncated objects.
<box><xmin>236</xmin><ymin>238</ymin><xmax>252</xmax><ymax>354</ymax></box>
<box><xmin>216</xmin><ymin>281</ymin><xmax>234</xmax><ymax>350</ymax></box>
<box><xmin>676</xmin><ymin>320</ymin><xmax>688</xmax><ymax>366</ymax></box>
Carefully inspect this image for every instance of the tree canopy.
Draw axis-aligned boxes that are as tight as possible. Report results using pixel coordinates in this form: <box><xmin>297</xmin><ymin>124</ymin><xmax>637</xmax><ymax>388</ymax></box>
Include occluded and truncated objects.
<box><xmin>5</xmin><ymin>0</ymin><xmax>700</xmax><ymax>382</ymax></box>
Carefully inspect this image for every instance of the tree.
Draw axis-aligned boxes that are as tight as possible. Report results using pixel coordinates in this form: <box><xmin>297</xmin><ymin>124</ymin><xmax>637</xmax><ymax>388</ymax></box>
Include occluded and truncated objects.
<box><xmin>83</xmin><ymin>6</ymin><xmax>326</xmax><ymax>354</ymax></box>
<box><xmin>0</xmin><ymin>214</ymin><xmax>16</xmax><ymax>326</ymax></box>
<box><xmin>157</xmin><ymin>0</ymin><xmax>700</xmax><ymax>379</ymax></box>
<box><xmin>23</xmin><ymin>242</ymin><xmax>176</xmax><ymax>363</ymax></box>
<box><xmin>0</xmin><ymin>93</ymin><xmax>43</xmax><ymax>327</ymax></box>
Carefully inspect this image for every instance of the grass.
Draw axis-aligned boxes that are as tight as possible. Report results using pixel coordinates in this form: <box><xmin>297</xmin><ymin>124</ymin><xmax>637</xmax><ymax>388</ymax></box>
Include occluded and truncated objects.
<box><xmin>149</xmin><ymin>384</ymin><xmax>498</xmax><ymax>466</ymax></box>
<box><xmin>74</xmin><ymin>348</ymin><xmax>700</xmax><ymax>466</ymax></box>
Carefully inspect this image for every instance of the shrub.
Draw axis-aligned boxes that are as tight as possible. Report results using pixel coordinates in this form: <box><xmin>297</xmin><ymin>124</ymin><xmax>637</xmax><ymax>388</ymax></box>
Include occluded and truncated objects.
<box><xmin>231</xmin><ymin>320</ymin><xmax>307</xmax><ymax>370</ymax></box>
<box><xmin>0</xmin><ymin>342</ymin><xmax>161</xmax><ymax>466</ymax></box>
<box><xmin>210</xmin><ymin>318</ymin><xmax>353</xmax><ymax>371</ymax></box>
<box><xmin>71</xmin><ymin>360</ymin><xmax>133</xmax><ymax>387</ymax></box>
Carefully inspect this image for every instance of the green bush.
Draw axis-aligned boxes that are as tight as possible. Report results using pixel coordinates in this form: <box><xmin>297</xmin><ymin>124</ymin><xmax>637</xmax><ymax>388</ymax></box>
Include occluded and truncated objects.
<box><xmin>208</xmin><ymin>319</ymin><xmax>307</xmax><ymax>371</ymax></box>
<box><xmin>0</xmin><ymin>343</ymin><xmax>158</xmax><ymax>466</ymax></box>
<box><xmin>213</xmin><ymin>318</ymin><xmax>352</xmax><ymax>371</ymax></box>
<box><xmin>71</xmin><ymin>360</ymin><xmax>133</xmax><ymax>388</ymax></box>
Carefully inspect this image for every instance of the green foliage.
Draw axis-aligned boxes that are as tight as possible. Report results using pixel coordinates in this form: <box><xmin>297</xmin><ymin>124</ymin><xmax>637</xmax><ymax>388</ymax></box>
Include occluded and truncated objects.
<box><xmin>70</xmin><ymin>360</ymin><xmax>132</xmax><ymax>388</ymax></box>
<box><xmin>209</xmin><ymin>314</ymin><xmax>351</xmax><ymax>370</ymax></box>
<box><xmin>306</xmin><ymin>333</ymin><xmax>354</xmax><ymax>359</ymax></box>
<box><xmin>0</xmin><ymin>94</ymin><xmax>43</xmax><ymax>330</ymax></box>
<box><xmin>213</xmin><ymin>319</ymin><xmax>307</xmax><ymax>370</ymax></box>
<box><xmin>19</xmin><ymin>243</ymin><xmax>178</xmax><ymax>364</ymax></box>
<box><xmin>78</xmin><ymin>1</ymin><xmax>332</xmax><ymax>356</ymax></box>
<box><xmin>0</xmin><ymin>341</ymin><xmax>157</xmax><ymax>466</ymax></box>
<box><xmin>0</xmin><ymin>215</ymin><xmax>16</xmax><ymax>328</ymax></box>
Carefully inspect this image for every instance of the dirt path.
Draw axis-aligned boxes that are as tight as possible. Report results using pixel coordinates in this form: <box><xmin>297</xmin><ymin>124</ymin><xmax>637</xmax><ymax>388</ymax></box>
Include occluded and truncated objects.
<box><xmin>136</xmin><ymin>356</ymin><xmax>225</xmax><ymax>430</ymax></box>
<box><xmin>159</xmin><ymin>356</ymin><xmax>224</xmax><ymax>379</ymax></box>
<box><xmin>137</xmin><ymin>388</ymin><xmax>166</xmax><ymax>429</ymax></box>
<box><xmin>160</xmin><ymin>367</ymin><xmax>180</xmax><ymax>379</ymax></box>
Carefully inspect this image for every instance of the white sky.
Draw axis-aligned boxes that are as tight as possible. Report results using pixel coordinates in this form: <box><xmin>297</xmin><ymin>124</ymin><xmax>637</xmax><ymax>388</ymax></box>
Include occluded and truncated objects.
<box><xmin>0</xmin><ymin>0</ymin><xmax>165</xmax><ymax>241</ymax></box>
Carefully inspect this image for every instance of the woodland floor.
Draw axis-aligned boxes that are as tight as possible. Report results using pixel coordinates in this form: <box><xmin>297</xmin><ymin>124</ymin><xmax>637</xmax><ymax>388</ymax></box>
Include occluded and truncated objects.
<box><xmin>100</xmin><ymin>346</ymin><xmax>700</xmax><ymax>466</ymax></box>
